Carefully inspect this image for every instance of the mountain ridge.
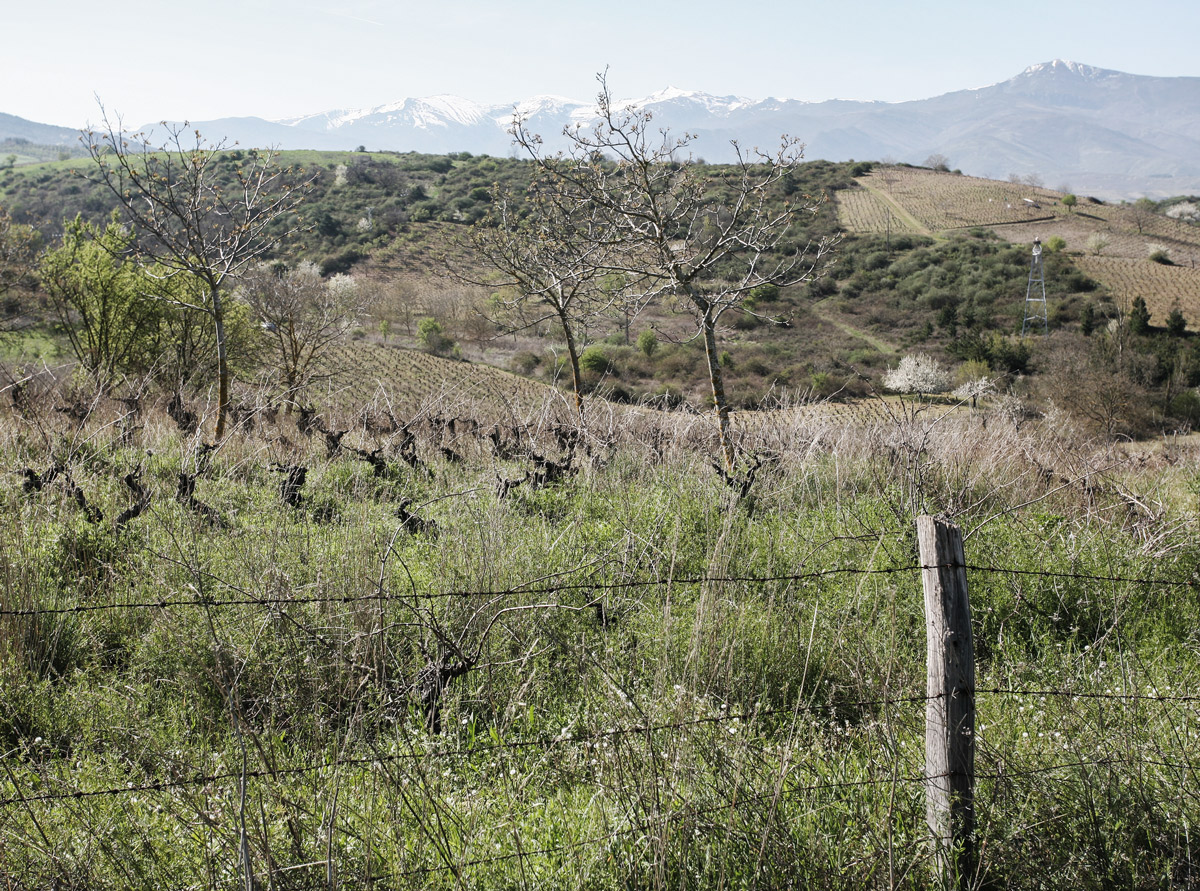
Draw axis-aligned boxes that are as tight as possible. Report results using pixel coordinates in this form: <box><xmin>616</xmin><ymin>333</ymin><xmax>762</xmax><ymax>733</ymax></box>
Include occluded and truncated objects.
<box><xmin>5</xmin><ymin>61</ymin><xmax>1200</xmax><ymax>200</ymax></box>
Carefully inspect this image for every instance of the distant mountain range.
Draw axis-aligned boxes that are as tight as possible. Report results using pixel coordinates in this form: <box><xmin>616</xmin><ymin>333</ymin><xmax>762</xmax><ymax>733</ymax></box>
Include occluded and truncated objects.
<box><xmin>6</xmin><ymin>61</ymin><xmax>1200</xmax><ymax>200</ymax></box>
<box><xmin>0</xmin><ymin>112</ymin><xmax>83</xmax><ymax>146</ymax></box>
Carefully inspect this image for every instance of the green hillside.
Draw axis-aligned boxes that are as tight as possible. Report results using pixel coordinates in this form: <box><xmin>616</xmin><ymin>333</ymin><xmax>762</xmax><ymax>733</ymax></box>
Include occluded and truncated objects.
<box><xmin>5</xmin><ymin>150</ymin><xmax>1200</xmax><ymax>436</ymax></box>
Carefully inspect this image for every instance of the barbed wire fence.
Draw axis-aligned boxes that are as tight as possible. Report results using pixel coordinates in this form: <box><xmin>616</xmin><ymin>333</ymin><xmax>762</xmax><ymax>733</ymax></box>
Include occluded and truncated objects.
<box><xmin>2</xmin><ymin>513</ymin><xmax>1199</xmax><ymax>887</ymax></box>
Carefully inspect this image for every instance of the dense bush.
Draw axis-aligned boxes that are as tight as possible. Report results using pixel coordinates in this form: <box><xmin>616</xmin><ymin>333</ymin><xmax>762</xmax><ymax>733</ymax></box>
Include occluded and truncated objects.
<box><xmin>417</xmin><ymin>316</ymin><xmax>457</xmax><ymax>356</ymax></box>
<box><xmin>579</xmin><ymin>344</ymin><xmax>613</xmax><ymax>375</ymax></box>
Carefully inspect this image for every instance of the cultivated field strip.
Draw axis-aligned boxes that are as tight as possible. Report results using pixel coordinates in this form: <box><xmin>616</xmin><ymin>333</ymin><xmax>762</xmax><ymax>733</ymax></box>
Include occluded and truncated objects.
<box><xmin>835</xmin><ymin>186</ymin><xmax>922</xmax><ymax>234</ymax></box>
<box><xmin>729</xmin><ymin>397</ymin><xmax>910</xmax><ymax>435</ymax></box>
<box><xmin>998</xmin><ymin>204</ymin><xmax>1200</xmax><ymax>264</ymax></box>
<box><xmin>1071</xmin><ymin>202</ymin><xmax>1200</xmax><ymax>250</ymax></box>
<box><xmin>314</xmin><ymin>343</ymin><xmax>911</xmax><ymax>438</ymax></box>
<box><xmin>853</xmin><ymin>168</ymin><xmax>1064</xmax><ymax>232</ymax></box>
<box><xmin>318</xmin><ymin>342</ymin><xmax>571</xmax><ymax>425</ymax></box>
<box><xmin>1073</xmin><ymin>255</ymin><xmax>1200</xmax><ymax>325</ymax></box>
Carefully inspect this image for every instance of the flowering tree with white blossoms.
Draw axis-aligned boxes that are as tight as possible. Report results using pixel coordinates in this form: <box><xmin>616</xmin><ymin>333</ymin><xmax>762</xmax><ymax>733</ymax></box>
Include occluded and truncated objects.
<box><xmin>952</xmin><ymin>375</ymin><xmax>996</xmax><ymax>408</ymax></box>
<box><xmin>884</xmin><ymin>353</ymin><xmax>952</xmax><ymax>397</ymax></box>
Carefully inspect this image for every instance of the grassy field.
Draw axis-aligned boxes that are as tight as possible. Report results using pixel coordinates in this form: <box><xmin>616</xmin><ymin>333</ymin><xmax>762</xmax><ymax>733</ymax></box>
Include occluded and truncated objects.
<box><xmin>1</xmin><ymin>363</ymin><xmax>1198</xmax><ymax>889</ymax></box>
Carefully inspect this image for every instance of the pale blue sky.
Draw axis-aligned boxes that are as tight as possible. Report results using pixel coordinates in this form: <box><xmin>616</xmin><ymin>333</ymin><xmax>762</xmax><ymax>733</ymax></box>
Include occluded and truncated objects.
<box><xmin>6</xmin><ymin>0</ymin><xmax>1199</xmax><ymax>127</ymax></box>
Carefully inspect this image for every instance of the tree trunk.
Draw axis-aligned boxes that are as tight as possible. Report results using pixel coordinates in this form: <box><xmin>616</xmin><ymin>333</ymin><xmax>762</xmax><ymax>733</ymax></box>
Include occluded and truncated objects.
<box><xmin>211</xmin><ymin>287</ymin><xmax>230</xmax><ymax>439</ymax></box>
<box><xmin>700</xmin><ymin>304</ymin><xmax>735</xmax><ymax>473</ymax></box>
<box><xmin>561</xmin><ymin>311</ymin><xmax>586</xmax><ymax>425</ymax></box>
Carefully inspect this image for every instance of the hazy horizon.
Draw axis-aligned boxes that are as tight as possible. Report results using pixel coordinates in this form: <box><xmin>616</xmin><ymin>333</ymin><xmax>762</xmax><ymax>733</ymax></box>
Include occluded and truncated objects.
<box><xmin>6</xmin><ymin>0</ymin><xmax>1199</xmax><ymax>129</ymax></box>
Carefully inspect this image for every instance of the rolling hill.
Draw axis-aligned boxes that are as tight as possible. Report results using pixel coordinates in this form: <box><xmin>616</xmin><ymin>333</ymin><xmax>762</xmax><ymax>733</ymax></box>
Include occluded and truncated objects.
<box><xmin>5</xmin><ymin>143</ymin><xmax>1200</xmax><ymax>426</ymax></box>
<box><xmin>835</xmin><ymin>165</ymin><xmax>1200</xmax><ymax>326</ymax></box>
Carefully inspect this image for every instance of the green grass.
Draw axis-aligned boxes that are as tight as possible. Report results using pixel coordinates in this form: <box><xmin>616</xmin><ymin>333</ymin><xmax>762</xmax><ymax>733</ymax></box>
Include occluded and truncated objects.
<box><xmin>0</xmin><ymin>380</ymin><xmax>1198</xmax><ymax>888</ymax></box>
<box><xmin>0</xmin><ymin>326</ymin><xmax>63</xmax><ymax>361</ymax></box>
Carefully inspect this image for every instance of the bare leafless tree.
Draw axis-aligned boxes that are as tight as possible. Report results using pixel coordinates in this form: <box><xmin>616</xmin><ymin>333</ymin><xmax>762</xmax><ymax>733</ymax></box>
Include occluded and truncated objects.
<box><xmin>239</xmin><ymin>262</ymin><xmax>371</xmax><ymax>411</ymax></box>
<box><xmin>83</xmin><ymin>111</ymin><xmax>312</xmax><ymax>437</ymax></box>
<box><xmin>512</xmin><ymin>71</ymin><xmax>836</xmax><ymax>471</ymax></box>
<box><xmin>924</xmin><ymin>153</ymin><xmax>951</xmax><ymax>172</ymax></box>
<box><xmin>454</xmin><ymin>176</ymin><xmax>626</xmax><ymax>422</ymax></box>
<box><xmin>1129</xmin><ymin>197</ymin><xmax>1157</xmax><ymax>236</ymax></box>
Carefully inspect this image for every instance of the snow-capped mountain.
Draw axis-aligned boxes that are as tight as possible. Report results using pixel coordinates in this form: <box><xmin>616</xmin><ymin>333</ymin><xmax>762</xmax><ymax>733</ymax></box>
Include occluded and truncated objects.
<box><xmin>283</xmin><ymin>95</ymin><xmax>493</xmax><ymax>133</ymax></box>
<box><xmin>7</xmin><ymin>61</ymin><xmax>1200</xmax><ymax>198</ymax></box>
<box><xmin>256</xmin><ymin>62</ymin><xmax>1200</xmax><ymax>197</ymax></box>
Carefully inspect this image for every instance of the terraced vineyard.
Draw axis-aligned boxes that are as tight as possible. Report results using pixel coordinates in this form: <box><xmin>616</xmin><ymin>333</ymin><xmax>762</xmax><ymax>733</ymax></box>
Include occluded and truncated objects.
<box><xmin>1073</xmin><ymin>255</ymin><xmax>1200</xmax><ymax>326</ymax></box>
<box><xmin>318</xmin><ymin>342</ymin><xmax>570</xmax><ymax>424</ymax></box>
<box><xmin>1075</xmin><ymin>202</ymin><xmax>1200</xmax><ymax>251</ymax></box>
<box><xmin>845</xmin><ymin>168</ymin><xmax>1065</xmax><ymax>232</ymax></box>
<box><xmin>994</xmin><ymin>205</ymin><xmax>1200</xmax><ymax>265</ymax></box>
<box><xmin>834</xmin><ymin>186</ymin><xmax>922</xmax><ymax>234</ymax></box>
<box><xmin>312</xmin><ymin>342</ymin><xmax>926</xmax><ymax>449</ymax></box>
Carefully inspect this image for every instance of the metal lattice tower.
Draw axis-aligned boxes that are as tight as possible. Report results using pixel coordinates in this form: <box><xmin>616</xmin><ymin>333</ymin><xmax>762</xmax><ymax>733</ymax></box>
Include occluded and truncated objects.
<box><xmin>1021</xmin><ymin>238</ymin><xmax>1047</xmax><ymax>336</ymax></box>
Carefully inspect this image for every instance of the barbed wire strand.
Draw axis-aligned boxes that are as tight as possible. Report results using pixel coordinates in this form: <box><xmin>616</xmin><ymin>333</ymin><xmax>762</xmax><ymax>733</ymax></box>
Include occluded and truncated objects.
<box><xmin>5</xmin><ymin>560</ymin><xmax>1198</xmax><ymax>619</ymax></box>
<box><xmin>4</xmin><ymin>684</ymin><xmax>1197</xmax><ymax>811</ymax></box>
<box><xmin>0</xmin><ymin>565</ymin><xmax>923</xmax><ymax>618</ymax></box>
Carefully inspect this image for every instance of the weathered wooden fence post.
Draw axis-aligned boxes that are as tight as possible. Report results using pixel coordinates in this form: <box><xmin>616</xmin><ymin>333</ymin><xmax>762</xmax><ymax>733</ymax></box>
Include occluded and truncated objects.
<box><xmin>917</xmin><ymin>515</ymin><xmax>976</xmax><ymax>888</ymax></box>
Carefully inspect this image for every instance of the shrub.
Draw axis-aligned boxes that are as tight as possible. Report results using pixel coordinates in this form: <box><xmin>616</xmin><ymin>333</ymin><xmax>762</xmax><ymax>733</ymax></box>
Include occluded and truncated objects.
<box><xmin>417</xmin><ymin>317</ymin><xmax>456</xmax><ymax>356</ymax></box>
<box><xmin>809</xmin><ymin>371</ymin><xmax>843</xmax><ymax>398</ymax></box>
<box><xmin>954</xmin><ymin>358</ymin><xmax>992</xmax><ymax>386</ymax></box>
<box><xmin>988</xmin><ymin>336</ymin><xmax>1032</xmax><ymax>374</ymax></box>
<box><xmin>807</xmin><ymin>277</ymin><xmax>837</xmax><ymax>298</ymax></box>
<box><xmin>320</xmin><ymin>249</ymin><xmax>364</xmax><ymax>276</ymax></box>
<box><xmin>1166</xmin><ymin>306</ymin><xmax>1188</xmax><ymax>337</ymax></box>
<box><xmin>636</xmin><ymin>329</ymin><xmax>658</xmax><ymax>358</ymax></box>
<box><xmin>1129</xmin><ymin>297</ymin><xmax>1151</xmax><ymax>335</ymax></box>
<box><xmin>1079</xmin><ymin>302</ymin><xmax>1096</xmax><ymax>336</ymax></box>
<box><xmin>1045</xmin><ymin>236</ymin><xmax>1066</xmax><ymax>253</ymax></box>
<box><xmin>510</xmin><ymin>351</ymin><xmax>541</xmax><ymax>374</ymax></box>
<box><xmin>579</xmin><ymin>345</ymin><xmax>613</xmax><ymax>375</ymax></box>
<box><xmin>1168</xmin><ymin>389</ymin><xmax>1200</xmax><ymax>425</ymax></box>
<box><xmin>748</xmin><ymin>283</ymin><xmax>780</xmax><ymax>303</ymax></box>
